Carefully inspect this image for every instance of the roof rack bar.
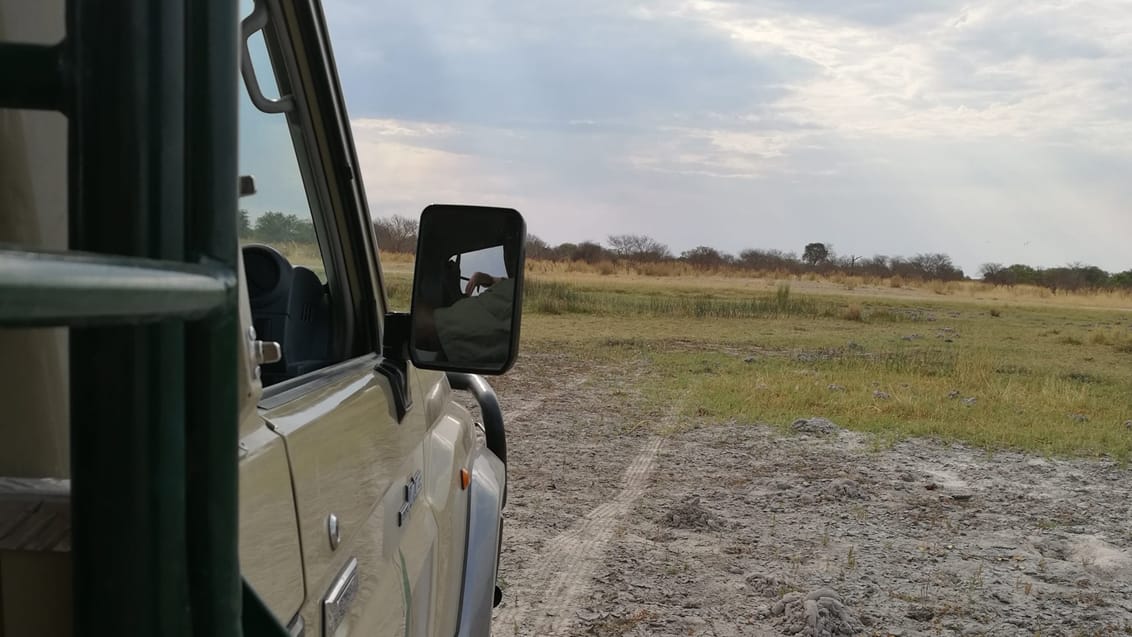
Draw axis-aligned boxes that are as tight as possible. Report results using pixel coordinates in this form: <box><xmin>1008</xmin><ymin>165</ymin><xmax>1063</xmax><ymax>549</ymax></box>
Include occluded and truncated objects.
<box><xmin>0</xmin><ymin>249</ymin><xmax>230</xmax><ymax>325</ymax></box>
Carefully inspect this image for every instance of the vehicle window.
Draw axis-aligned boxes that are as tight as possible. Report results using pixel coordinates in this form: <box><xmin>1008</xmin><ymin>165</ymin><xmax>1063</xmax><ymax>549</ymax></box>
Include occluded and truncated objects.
<box><xmin>238</xmin><ymin>1</ymin><xmax>325</xmax><ymax>283</ymax></box>
<box><xmin>240</xmin><ymin>1</ymin><xmax>340</xmax><ymax>387</ymax></box>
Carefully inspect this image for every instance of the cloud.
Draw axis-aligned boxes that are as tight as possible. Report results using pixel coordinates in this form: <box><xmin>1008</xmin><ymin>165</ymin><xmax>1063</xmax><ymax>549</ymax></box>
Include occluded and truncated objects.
<box><xmin>322</xmin><ymin>0</ymin><xmax>1132</xmax><ymax>274</ymax></box>
<box><xmin>679</xmin><ymin>0</ymin><xmax>1132</xmax><ymax>145</ymax></box>
<box><xmin>327</xmin><ymin>0</ymin><xmax>808</xmax><ymax>128</ymax></box>
<box><xmin>350</xmin><ymin>119</ymin><xmax>519</xmax><ymax>213</ymax></box>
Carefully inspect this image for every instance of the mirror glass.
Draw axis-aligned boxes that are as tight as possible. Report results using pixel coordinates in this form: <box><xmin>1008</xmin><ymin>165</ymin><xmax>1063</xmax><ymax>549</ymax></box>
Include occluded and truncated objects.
<box><xmin>409</xmin><ymin>205</ymin><xmax>524</xmax><ymax>373</ymax></box>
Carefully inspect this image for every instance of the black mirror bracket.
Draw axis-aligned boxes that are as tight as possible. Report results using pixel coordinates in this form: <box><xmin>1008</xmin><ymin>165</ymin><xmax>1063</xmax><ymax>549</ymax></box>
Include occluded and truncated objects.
<box><xmin>378</xmin><ymin>312</ymin><xmax>412</xmax><ymax>421</ymax></box>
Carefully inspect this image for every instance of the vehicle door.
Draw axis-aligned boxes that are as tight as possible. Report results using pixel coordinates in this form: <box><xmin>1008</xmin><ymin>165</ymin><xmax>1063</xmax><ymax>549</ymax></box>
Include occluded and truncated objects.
<box><xmin>236</xmin><ymin>1</ymin><xmax>468</xmax><ymax>635</ymax></box>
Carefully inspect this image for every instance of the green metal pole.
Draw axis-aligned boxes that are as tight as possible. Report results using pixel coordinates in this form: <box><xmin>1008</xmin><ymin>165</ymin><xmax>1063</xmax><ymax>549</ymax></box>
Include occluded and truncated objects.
<box><xmin>184</xmin><ymin>0</ymin><xmax>249</xmax><ymax>635</ymax></box>
<box><xmin>68</xmin><ymin>0</ymin><xmax>191</xmax><ymax>634</ymax></box>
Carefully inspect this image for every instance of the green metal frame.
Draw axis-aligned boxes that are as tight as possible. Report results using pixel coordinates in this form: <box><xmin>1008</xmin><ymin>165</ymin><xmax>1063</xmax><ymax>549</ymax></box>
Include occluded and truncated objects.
<box><xmin>0</xmin><ymin>1</ymin><xmax>285</xmax><ymax>634</ymax></box>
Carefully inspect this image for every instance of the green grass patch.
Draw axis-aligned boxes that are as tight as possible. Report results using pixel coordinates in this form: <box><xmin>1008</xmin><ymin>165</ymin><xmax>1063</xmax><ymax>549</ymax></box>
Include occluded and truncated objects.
<box><xmin>643</xmin><ymin>345</ymin><xmax>1131</xmax><ymax>460</ymax></box>
<box><xmin>521</xmin><ymin>277</ymin><xmax>912</xmax><ymax>322</ymax></box>
<box><xmin>518</xmin><ymin>287</ymin><xmax>1132</xmax><ymax>460</ymax></box>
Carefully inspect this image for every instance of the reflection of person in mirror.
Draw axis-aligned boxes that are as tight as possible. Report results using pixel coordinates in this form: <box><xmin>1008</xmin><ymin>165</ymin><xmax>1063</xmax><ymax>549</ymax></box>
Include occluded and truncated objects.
<box><xmin>430</xmin><ymin>271</ymin><xmax>514</xmax><ymax>364</ymax></box>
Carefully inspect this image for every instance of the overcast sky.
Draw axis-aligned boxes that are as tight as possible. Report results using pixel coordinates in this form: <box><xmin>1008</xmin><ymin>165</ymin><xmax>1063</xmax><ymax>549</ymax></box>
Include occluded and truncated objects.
<box><xmin>321</xmin><ymin>0</ymin><xmax>1132</xmax><ymax>275</ymax></box>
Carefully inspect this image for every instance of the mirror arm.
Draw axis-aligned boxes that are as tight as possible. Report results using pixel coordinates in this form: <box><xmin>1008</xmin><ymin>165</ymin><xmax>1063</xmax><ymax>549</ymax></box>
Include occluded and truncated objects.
<box><xmin>382</xmin><ymin>312</ymin><xmax>411</xmax><ymax>362</ymax></box>
<box><xmin>377</xmin><ymin>312</ymin><xmax>412</xmax><ymax>422</ymax></box>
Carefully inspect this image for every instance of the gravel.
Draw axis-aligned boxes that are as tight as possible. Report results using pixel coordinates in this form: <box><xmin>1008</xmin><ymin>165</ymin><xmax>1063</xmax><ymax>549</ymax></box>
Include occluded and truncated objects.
<box><xmin>488</xmin><ymin>351</ymin><xmax>1132</xmax><ymax>636</ymax></box>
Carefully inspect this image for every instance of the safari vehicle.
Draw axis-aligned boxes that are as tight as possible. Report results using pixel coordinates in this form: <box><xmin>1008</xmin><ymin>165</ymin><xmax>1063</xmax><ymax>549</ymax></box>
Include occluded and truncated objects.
<box><xmin>0</xmin><ymin>0</ymin><xmax>524</xmax><ymax>635</ymax></box>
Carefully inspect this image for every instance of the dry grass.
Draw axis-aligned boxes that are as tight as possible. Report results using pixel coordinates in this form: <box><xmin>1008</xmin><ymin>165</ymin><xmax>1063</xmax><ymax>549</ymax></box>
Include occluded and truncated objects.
<box><xmin>513</xmin><ymin>271</ymin><xmax>1132</xmax><ymax>460</ymax></box>
<box><xmin>279</xmin><ymin>246</ymin><xmax>1132</xmax><ymax>458</ymax></box>
<box><xmin>375</xmin><ymin>252</ymin><xmax>1132</xmax><ymax>309</ymax></box>
<box><xmin>248</xmin><ymin>240</ymin><xmax>326</xmax><ymax>280</ymax></box>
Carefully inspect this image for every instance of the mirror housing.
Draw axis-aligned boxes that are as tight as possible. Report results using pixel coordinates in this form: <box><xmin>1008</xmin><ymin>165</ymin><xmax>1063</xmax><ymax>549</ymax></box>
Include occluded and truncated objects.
<box><xmin>409</xmin><ymin>204</ymin><xmax>525</xmax><ymax>375</ymax></box>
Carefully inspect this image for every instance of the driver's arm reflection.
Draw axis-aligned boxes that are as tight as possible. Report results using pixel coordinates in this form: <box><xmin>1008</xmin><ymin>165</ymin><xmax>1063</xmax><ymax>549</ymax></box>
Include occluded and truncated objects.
<box><xmin>417</xmin><ymin>273</ymin><xmax>513</xmax><ymax>363</ymax></box>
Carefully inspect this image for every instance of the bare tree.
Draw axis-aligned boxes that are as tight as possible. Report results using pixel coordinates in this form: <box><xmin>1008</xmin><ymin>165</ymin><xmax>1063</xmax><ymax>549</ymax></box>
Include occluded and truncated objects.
<box><xmin>979</xmin><ymin>263</ymin><xmax>1006</xmax><ymax>283</ymax></box>
<box><xmin>737</xmin><ymin>248</ymin><xmax>798</xmax><ymax>272</ymax></box>
<box><xmin>910</xmin><ymin>253</ymin><xmax>963</xmax><ymax>280</ymax></box>
<box><xmin>373</xmin><ymin>214</ymin><xmax>419</xmax><ymax>253</ymax></box>
<box><xmin>525</xmin><ymin>234</ymin><xmax>553</xmax><ymax>259</ymax></box>
<box><xmin>680</xmin><ymin>246</ymin><xmax>731</xmax><ymax>269</ymax></box>
<box><xmin>607</xmin><ymin>234</ymin><xmax>671</xmax><ymax>261</ymax></box>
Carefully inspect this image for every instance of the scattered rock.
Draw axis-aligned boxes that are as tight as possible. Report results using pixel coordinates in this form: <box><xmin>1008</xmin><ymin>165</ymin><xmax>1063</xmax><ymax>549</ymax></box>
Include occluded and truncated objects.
<box><xmin>902</xmin><ymin>334</ymin><xmax>922</xmax><ymax>341</ymax></box>
<box><xmin>906</xmin><ymin>606</ymin><xmax>934</xmax><ymax>622</ymax></box>
<box><xmin>1124</xmin><ymin>420</ymin><xmax>1132</xmax><ymax>430</ymax></box>
<box><xmin>744</xmin><ymin>356</ymin><xmax>757</xmax><ymax>363</ymax></box>
<box><xmin>771</xmin><ymin>588</ymin><xmax>864</xmax><ymax>636</ymax></box>
<box><xmin>746</xmin><ymin>571</ymin><xmax>796</xmax><ymax>598</ymax></box>
<box><xmin>1070</xmin><ymin>413</ymin><xmax>1090</xmax><ymax>423</ymax></box>
<box><xmin>824</xmin><ymin>479</ymin><xmax>867</xmax><ymax>501</ymax></box>
<box><xmin>791</xmin><ymin>417</ymin><xmax>840</xmax><ymax>436</ymax></box>
<box><xmin>873</xmin><ymin>391</ymin><xmax>891</xmax><ymax>400</ymax></box>
<box><xmin>925</xmin><ymin>482</ymin><xmax>939</xmax><ymax>491</ymax></box>
<box><xmin>576</xmin><ymin>608</ymin><xmax>605</xmax><ymax>622</ymax></box>
<box><xmin>962</xmin><ymin>397</ymin><xmax>978</xmax><ymax>406</ymax></box>
<box><xmin>951</xmin><ymin>493</ymin><xmax>974</xmax><ymax>501</ymax></box>
<box><xmin>827</xmin><ymin>384</ymin><xmax>846</xmax><ymax>392</ymax></box>
<box><xmin>947</xmin><ymin>390</ymin><xmax>961</xmax><ymax>399</ymax></box>
<box><xmin>663</xmin><ymin>496</ymin><xmax>726</xmax><ymax>531</ymax></box>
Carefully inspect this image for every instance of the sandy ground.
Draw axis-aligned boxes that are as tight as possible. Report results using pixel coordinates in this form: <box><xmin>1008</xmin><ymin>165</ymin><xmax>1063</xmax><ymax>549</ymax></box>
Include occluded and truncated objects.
<box><xmin>486</xmin><ymin>351</ymin><xmax>1132</xmax><ymax>637</ymax></box>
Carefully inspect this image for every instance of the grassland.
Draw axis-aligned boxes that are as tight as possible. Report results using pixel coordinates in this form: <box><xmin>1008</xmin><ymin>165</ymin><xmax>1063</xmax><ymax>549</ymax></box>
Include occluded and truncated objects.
<box><xmin>314</xmin><ymin>249</ymin><xmax>1132</xmax><ymax>460</ymax></box>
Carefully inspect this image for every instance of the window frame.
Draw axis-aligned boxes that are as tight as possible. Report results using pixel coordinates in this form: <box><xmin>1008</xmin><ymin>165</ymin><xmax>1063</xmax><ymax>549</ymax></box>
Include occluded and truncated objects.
<box><xmin>242</xmin><ymin>0</ymin><xmax>387</xmax><ymax>402</ymax></box>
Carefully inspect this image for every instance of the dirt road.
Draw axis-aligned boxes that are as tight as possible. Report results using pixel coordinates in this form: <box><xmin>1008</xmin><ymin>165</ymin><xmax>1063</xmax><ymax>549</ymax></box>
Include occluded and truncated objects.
<box><xmin>488</xmin><ymin>351</ymin><xmax>1132</xmax><ymax>636</ymax></box>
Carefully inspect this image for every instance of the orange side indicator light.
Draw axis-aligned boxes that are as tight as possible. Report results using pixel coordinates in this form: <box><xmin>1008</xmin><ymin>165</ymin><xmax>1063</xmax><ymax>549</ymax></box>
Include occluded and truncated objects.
<box><xmin>460</xmin><ymin>468</ymin><xmax>471</xmax><ymax>490</ymax></box>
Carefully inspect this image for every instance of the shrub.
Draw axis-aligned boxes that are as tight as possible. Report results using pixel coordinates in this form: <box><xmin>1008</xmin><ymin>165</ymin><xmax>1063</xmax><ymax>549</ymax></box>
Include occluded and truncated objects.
<box><xmin>775</xmin><ymin>283</ymin><xmax>791</xmax><ymax>308</ymax></box>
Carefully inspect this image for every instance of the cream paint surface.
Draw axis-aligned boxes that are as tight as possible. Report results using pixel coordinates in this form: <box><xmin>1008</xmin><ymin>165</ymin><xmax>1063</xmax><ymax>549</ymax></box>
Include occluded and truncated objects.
<box><xmin>0</xmin><ymin>0</ymin><xmax>69</xmax><ymax>479</ymax></box>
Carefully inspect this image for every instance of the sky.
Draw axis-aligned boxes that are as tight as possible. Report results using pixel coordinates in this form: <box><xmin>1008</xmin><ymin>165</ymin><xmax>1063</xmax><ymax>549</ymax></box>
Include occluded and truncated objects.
<box><xmin>317</xmin><ymin>0</ymin><xmax>1132</xmax><ymax>276</ymax></box>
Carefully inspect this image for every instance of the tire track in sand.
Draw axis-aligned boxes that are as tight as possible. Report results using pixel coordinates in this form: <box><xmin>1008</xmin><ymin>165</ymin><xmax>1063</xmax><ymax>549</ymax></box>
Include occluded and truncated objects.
<box><xmin>493</xmin><ymin>435</ymin><xmax>664</xmax><ymax>634</ymax></box>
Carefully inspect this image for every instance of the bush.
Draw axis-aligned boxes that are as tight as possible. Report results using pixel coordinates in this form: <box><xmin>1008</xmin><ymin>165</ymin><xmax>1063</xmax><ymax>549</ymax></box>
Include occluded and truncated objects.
<box><xmin>775</xmin><ymin>283</ymin><xmax>791</xmax><ymax>308</ymax></box>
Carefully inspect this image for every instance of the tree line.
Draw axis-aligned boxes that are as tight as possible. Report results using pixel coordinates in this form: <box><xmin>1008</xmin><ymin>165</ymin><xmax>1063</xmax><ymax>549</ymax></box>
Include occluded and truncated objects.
<box><xmin>246</xmin><ymin>211</ymin><xmax>1132</xmax><ymax>291</ymax></box>
<box><xmin>978</xmin><ymin>263</ymin><xmax>1132</xmax><ymax>293</ymax></box>
<box><xmin>528</xmin><ymin>236</ymin><xmax>971</xmax><ymax>280</ymax></box>
<box><xmin>238</xmin><ymin>210</ymin><xmax>315</xmax><ymax>243</ymax></box>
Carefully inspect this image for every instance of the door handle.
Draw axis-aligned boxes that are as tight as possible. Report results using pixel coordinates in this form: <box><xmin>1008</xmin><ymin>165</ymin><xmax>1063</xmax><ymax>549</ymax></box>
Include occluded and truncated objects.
<box><xmin>323</xmin><ymin>557</ymin><xmax>359</xmax><ymax>636</ymax></box>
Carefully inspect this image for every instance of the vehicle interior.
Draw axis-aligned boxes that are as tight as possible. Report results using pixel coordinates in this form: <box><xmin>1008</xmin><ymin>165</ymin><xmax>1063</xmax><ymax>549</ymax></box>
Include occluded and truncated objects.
<box><xmin>241</xmin><ymin>243</ymin><xmax>333</xmax><ymax>386</ymax></box>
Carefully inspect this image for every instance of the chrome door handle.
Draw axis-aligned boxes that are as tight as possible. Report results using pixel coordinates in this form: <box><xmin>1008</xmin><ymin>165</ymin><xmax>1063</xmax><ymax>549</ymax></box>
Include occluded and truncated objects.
<box><xmin>323</xmin><ymin>557</ymin><xmax>359</xmax><ymax>636</ymax></box>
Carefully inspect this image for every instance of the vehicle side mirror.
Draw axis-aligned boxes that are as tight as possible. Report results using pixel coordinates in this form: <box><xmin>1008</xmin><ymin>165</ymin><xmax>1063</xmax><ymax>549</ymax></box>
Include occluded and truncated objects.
<box><xmin>409</xmin><ymin>204</ymin><xmax>525</xmax><ymax>374</ymax></box>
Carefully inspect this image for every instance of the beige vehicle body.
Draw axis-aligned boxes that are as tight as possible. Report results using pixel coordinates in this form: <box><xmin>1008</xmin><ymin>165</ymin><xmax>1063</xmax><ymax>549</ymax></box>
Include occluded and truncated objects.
<box><xmin>0</xmin><ymin>1</ymin><xmax>510</xmax><ymax>636</ymax></box>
